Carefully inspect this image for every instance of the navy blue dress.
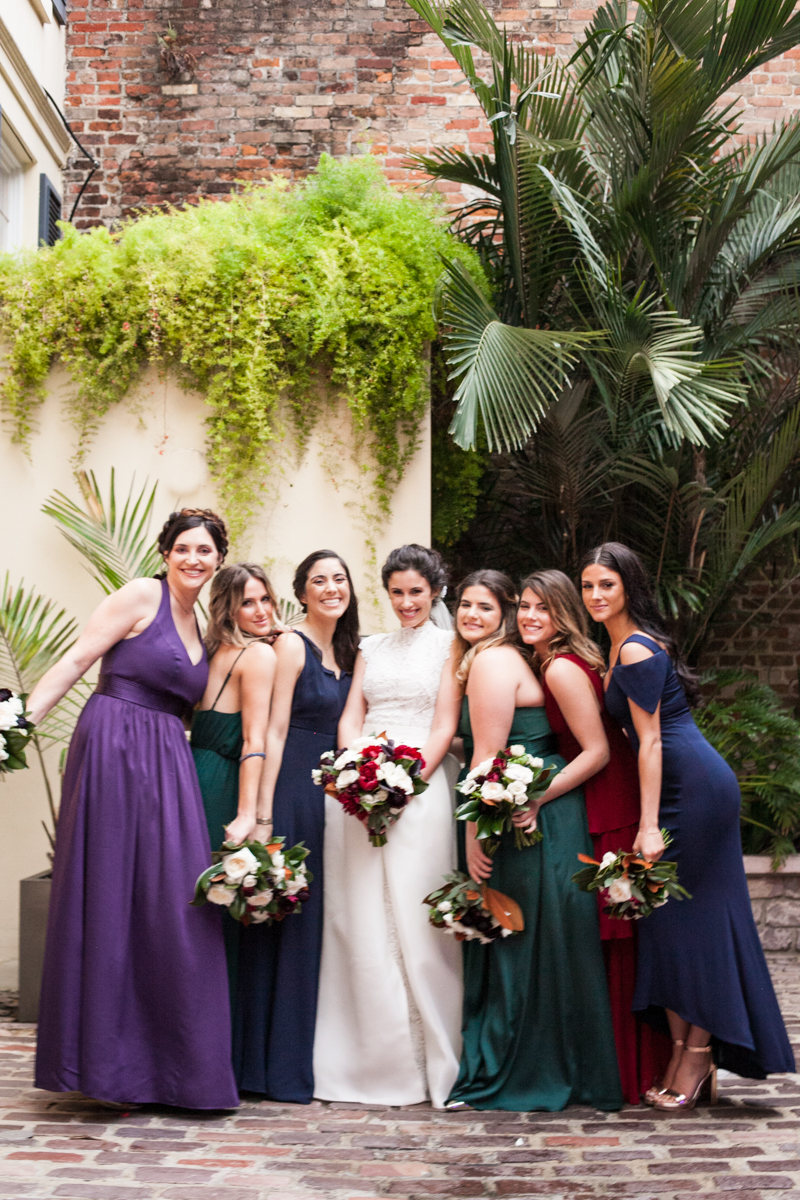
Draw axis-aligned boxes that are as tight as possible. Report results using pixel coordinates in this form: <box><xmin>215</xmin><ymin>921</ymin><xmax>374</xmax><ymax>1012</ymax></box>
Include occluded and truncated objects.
<box><xmin>233</xmin><ymin>632</ymin><xmax>351</xmax><ymax>1101</ymax></box>
<box><xmin>606</xmin><ymin>634</ymin><xmax>794</xmax><ymax>1079</ymax></box>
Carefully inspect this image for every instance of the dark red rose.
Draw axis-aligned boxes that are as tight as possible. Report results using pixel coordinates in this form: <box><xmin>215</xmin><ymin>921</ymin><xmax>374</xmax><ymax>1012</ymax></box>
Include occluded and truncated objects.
<box><xmin>486</xmin><ymin>771</ymin><xmax>501</xmax><ymax>782</ymax></box>
<box><xmin>295</xmin><ymin>888</ymin><xmax>311</xmax><ymax>903</ymax></box>
<box><xmin>492</xmin><ymin>757</ymin><xmax>505</xmax><ymax>768</ymax></box>
<box><xmin>361</xmin><ymin>744</ymin><xmax>385</xmax><ymax>760</ymax></box>
<box><xmin>394</xmin><ymin>744</ymin><xmax>423</xmax><ymax>761</ymax></box>
<box><xmin>359</xmin><ymin>760</ymin><xmax>380</xmax><ymax>790</ymax></box>
<box><xmin>339</xmin><ymin>793</ymin><xmax>363</xmax><ymax>817</ymax></box>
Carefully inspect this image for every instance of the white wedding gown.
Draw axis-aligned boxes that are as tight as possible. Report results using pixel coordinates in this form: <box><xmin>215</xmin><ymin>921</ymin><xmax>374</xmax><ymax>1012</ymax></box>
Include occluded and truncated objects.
<box><xmin>313</xmin><ymin>621</ymin><xmax>463</xmax><ymax>1107</ymax></box>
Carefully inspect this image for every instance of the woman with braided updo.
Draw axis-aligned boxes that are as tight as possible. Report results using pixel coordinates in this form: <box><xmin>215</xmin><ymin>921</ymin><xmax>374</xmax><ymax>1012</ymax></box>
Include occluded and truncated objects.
<box><xmin>29</xmin><ymin>508</ymin><xmax>239</xmax><ymax>1110</ymax></box>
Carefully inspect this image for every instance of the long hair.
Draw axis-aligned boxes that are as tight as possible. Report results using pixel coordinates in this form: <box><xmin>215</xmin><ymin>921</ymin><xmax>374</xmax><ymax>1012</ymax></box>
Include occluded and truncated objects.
<box><xmin>517</xmin><ymin>569</ymin><xmax>605</xmax><ymax>675</ymax></box>
<box><xmin>205</xmin><ymin>563</ymin><xmax>278</xmax><ymax>657</ymax></box>
<box><xmin>580</xmin><ymin>541</ymin><xmax>701</xmax><ymax>705</ymax></box>
<box><xmin>293</xmin><ymin>549</ymin><xmax>360</xmax><ymax>675</ymax></box>
<box><xmin>453</xmin><ymin>570</ymin><xmax>518</xmax><ymax>686</ymax></box>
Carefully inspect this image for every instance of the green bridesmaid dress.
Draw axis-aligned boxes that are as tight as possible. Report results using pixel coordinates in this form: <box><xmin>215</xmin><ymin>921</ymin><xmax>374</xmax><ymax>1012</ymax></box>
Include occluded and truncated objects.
<box><xmin>448</xmin><ymin>699</ymin><xmax>623</xmax><ymax>1112</ymax></box>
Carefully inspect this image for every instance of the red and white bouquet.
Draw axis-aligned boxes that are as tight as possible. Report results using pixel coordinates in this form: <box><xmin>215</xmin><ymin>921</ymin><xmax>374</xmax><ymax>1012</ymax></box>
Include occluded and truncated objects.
<box><xmin>313</xmin><ymin>734</ymin><xmax>428</xmax><ymax>847</ymax></box>
<box><xmin>193</xmin><ymin>836</ymin><xmax>312</xmax><ymax>926</ymax></box>
<box><xmin>455</xmin><ymin>744</ymin><xmax>559</xmax><ymax>854</ymax></box>
<box><xmin>0</xmin><ymin>690</ymin><xmax>33</xmax><ymax>775</ymax></box>
<box><xmin>424</xmin><ymin>871</ymin><xmax>525</xmax><ymax>944</ymax></box>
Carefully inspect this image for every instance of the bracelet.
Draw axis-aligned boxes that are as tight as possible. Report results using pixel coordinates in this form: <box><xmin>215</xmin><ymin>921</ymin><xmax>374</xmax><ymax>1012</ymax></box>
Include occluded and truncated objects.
<box><xmin>240</xmin><ymin>752</ymin><xmax>266</xmax><ymax>763</ymax></box>
<box><xmin>255</xmin><ymin>817</ymin><xmax>273</xmax><ymax>826</ymax></box>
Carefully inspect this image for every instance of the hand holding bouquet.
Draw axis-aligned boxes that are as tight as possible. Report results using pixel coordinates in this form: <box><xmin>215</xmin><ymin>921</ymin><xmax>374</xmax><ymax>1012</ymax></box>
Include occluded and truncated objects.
<box><xmin>424</xmin><ymin>871</ymin><xmax>525</xmax><ymax>945</ymax></box>
<box><xmin>571</xmin><ymin>831</ymin><xmax>690</xmax><ymax>919</ymax></box>
<box><xmin>313</xmin><ymin>734</ymin><xmax>428</xmax><ymax>847</ymax></box>
<box><xmin>193</xmin><ymin>836</ymin><xmax>312</xmax><ymax>925</ymax></box>
<box><xmin>455</xmin><ymin>745</ymin><xmax>560</xmax><ymax>854</ymax></box>
<box><xmin>0</xmin><ymin>690</ymin><xmax>33</xmax><ymax>775</ymax></box>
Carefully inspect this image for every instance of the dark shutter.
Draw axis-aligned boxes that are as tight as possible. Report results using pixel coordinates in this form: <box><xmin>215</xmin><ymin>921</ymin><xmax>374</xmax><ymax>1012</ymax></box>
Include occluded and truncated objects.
<box><xmin>51</xmin><ymin>0</ymin><xmax>67</xmax><ymax>25</ymax></box>
<box><xmin>38</xmin><ymin>174</ymin><xmax>61</xmax><ymax>246</ymax></box>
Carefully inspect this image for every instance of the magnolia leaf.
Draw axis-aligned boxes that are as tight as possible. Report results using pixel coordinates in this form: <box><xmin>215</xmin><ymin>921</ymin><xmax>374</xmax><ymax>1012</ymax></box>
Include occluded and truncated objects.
<box><xmin>482</xmin><ymin>885</ymin><xmax>525</xmax><ymax>931</ymax></box>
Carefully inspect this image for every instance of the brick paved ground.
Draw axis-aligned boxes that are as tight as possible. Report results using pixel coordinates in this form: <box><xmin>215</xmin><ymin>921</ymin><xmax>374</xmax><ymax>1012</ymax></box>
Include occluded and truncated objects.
<box><xmin>1</xmin><ymin>955</ymin><xmax>800</xmax><ymax>1200</ymax></box>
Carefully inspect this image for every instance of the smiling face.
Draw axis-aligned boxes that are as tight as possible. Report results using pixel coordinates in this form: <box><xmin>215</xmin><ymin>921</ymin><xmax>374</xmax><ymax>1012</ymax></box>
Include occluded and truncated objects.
<box><xmin>456</xmin><ymin>585</ymin><xmax>503</xmax><ymax>646</ymax></box>
<box><xmin>236</xmin><ymin>576</ymin><xmax>275</xmax><ymax>638</ymax></box>
<box><xmin>164</xmin><ymin>524</ymin><xmax>221</xmax><ymax>590</ymax></box>
<box><xmin>517</xmin><ymin>588</ymin><xmax>558</xmax><ymax>652</ymax></box>
<box><xmin>580</xmin><ymin>563</ymin><xmax>628</xmax><ymax>625</ymax></box>
<box><xmin>299</xmin><ymin>557</ymin><xmax>351</xmax><ymax>622</ymax></box>
<box><xmin>387</xmin><ymin>569</ymin><xmax>436</xmax><ymax>629</ymax></box>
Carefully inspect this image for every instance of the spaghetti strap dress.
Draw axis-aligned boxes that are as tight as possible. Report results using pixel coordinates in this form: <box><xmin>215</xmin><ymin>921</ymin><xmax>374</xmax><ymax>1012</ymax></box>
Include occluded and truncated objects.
<box><xmin>35</xmin><ymin>578</ymin><xmax>239</xmax><ymax>1110</ymax></box>
<box><xmin>605</xmin><ymin>634</ymin><xmax>795</xmax><ymax>1078</ymax></box>
<box><xmin>448</xmin><ymin>699</ymin><xmax>623</xmax><ymax>1112</ymax></box>
<box><xmin>234</xmin><ymin>631</ymin><xmax>351</xmax><ymax>1102</ymax></box>
<box><xmin>542</xmin><ymin>654</ymin><xmax>671</xmax><ymax>1104</ymax></box>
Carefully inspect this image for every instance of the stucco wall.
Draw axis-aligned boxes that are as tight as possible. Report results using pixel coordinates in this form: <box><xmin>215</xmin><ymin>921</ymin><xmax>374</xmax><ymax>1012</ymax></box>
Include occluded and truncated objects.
<box><xmin>0</xmin><ymin>364</ymin><xmax>431</xmax><ymax>985</ymax></box>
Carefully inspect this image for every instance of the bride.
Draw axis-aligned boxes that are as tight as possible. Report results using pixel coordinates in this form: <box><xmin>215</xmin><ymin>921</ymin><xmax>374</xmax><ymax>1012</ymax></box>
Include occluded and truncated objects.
<box><xmin>313</xmin><ymin>544</ymin><xmax>463</xmax><ymax>1107</ymax></box>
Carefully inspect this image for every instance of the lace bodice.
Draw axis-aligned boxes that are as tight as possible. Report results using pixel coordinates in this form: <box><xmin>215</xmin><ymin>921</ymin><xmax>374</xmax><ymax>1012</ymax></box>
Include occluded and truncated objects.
<box><xmin>361</xmin><ymin>622</ymin><xmax>454</xmax><ymax>736</ymax></box>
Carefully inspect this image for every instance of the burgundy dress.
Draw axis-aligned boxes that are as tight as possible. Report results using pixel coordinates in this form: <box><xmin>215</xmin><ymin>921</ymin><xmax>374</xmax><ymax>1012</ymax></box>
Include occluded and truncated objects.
<box><xmin>35</xmin><ymin>579</ymin><xmax>239</xmax><ymax>1109</ymax></box>
<box><xmin>542</xmin><ymin>653</ymin><xmax>670</xmax><ymax>1104</ymax></box>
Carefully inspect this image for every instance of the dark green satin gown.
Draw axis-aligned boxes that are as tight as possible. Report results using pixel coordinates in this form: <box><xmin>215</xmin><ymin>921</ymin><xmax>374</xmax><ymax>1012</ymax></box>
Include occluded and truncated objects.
<box><xmin>448</xmin><ymin>699</ymin><xmax>623</xmax><ymax>1112</ymax></box>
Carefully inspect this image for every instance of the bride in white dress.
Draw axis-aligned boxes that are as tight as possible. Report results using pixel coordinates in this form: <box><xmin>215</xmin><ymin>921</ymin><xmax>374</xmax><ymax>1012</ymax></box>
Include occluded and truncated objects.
<box><xmin>313</xmin><ymin>545</ymin><xmax>463</xmax><ymax>1108</ymax></box>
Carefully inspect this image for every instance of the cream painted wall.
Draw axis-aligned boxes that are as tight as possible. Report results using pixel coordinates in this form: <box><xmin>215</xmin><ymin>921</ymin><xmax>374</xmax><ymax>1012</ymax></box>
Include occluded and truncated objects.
<box><xmin>0</xmin><ymin>365</ymin><xmax>431</xmax><ymax>985</ymax></box>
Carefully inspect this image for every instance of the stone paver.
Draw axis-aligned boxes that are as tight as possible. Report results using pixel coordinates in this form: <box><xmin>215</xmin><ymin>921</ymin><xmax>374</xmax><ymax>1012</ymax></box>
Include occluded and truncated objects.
<box><xmin>1</xmin><ymin>955</ymin><xmax>800</xmax><ymax>1199</ymax></box>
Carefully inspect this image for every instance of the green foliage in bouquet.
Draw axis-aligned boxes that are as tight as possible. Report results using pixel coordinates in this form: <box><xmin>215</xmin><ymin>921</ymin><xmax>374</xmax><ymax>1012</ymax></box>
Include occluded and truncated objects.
<box><xmin>572</xmin><ymin>831</ymin><xmax>691</xmax><ymax>920</ymax></box>
<box><xmin>695</xmin><ymin>669</ymin><xmax>800</xmax><ymax>867</ymax></box>
<box><xmin>0</xmin><ymin>155</ymin><xmax>481</xmax><ymax>540</ymax></box>
<box><xmin>424</xmin><ymin>869</ymin><xmax>524</xmax><ymax>943</ymax></box>
<box><xmin>455</xmin><ymin>746</ymin><xmax>558</xmax><ymax>853</ymax></box>
<box><xmin>192</xmin><ymin>836</ymin><xmax>312</xmax><ymax>926</ymax></box>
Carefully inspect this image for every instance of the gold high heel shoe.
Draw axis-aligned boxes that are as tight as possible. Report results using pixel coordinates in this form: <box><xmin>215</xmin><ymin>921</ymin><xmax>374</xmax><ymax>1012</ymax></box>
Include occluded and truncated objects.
<box><xmin>643</xmin><ymin>1038</ymin><xmax>684</xmax><ymax>1106</ymax></box>
<box><xmin>653</xmin><ymin>1044</ymin><xmax>717</xmax><ymax>1111</ymax></box>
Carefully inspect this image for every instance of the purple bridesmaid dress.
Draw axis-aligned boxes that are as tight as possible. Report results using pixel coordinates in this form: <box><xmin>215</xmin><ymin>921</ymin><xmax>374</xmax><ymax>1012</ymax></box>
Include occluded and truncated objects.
<box><xmin>35</xmin><ymin>579</ymin><xmax>239</xmax><ymax>1109</ymax></box>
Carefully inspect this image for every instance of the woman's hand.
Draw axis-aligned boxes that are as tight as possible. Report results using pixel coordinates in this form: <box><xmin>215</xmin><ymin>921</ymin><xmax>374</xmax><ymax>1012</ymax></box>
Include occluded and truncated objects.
<box><xmin>249</xmin><ymin>820</ymin><xmax>274</xmax><ymax>846</ymax></box>
<box><xmin>224</xmin><ymin>813</ymin><xmax>258</xmax><ymax>846</ymax></box>
<box><xmin>466</xmin><ymin>822</ymin><xmax>494</xmax><ymax>883</ymax></box>
<box><xmin>512</xmin><ymin>801</ymin><xmax>539</xmax><ymax>832</ymax></box>
<box><xmin>633</xmin><ymin>826</ymin><xmax>665</xmax><ymax>862</ymax></box>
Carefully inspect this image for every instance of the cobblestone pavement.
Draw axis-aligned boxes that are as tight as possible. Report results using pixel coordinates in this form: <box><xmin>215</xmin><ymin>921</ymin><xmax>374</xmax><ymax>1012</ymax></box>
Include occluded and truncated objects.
<box><xmin>2</xmin><ymin>955</ymin><xmax>800</xmax><ymax>1200</ymax></box>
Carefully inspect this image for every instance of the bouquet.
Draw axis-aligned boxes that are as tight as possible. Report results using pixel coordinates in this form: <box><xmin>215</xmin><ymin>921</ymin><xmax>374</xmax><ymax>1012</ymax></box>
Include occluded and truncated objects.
<box><xmin>193</xmin><ymin>836</ymin><xmax>312</xmax><ymax>926</ymax></box>
<box><xmin>313</xmin><ymin>734</ymin><xmax>428</xmax><ymax>847</ymax></box>
<box><xmin>455</xmin><ymin>744</ymin><xmax>560</xmax><ymax>854</ymax></box>
<box><xmin>571</xmin><ymin>831</ymin><xmax>691</xmax><ymax>919</ymax></box>
<box><xmin>0</xmin><ymin>690</ymin><xmax>34</xmax><ymax>775</ymax></box>
<box><xmin>423</xmin><ymin>871</ymin><xmax>525</xmax><ymax>944</ymax></box>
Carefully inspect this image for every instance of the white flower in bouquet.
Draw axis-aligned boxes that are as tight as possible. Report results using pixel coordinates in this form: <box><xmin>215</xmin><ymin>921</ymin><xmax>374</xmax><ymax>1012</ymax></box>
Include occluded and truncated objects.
<box><xmin>505</xmin><ymin>763</ymin><xmax>533</xmax><ymax>785</ymax></box>
<box><xmin>242</xmin><ymin>874</ymin><xmax>258</xmax><ymax>889</ymax></box>
<box><xmin>271</xmin><ymin>852</ymin><xmax>285</xmax><ymax>868</ymax></box>
<box><xmin>221</xmin><ymin>846</ymin><xmax>260</xmax><ymax>883</ymax></box>
<box><xmin>437</xmin><ymin>900</ymin><xmax>452</xmax><ymax>913</ymax></box>
<box><xmin>600</xmin><ymin>851</ymin><xmax>618</xmax><ymax>868</ymax></box>
<box><xmin>608</xmin><ymin>877</ymin><xmax>632</xmax><ymax>904</ymax></box>
<box><xmin>458</xmin><ymin>778</ymin><xmax>478</xmax><ymax>795</ymax></box>
<box><xmin>248</xmin><ymin>889</ymin><xmax>274</xmax><ymax>907</ymax></box>
<box><xmin>0</xmin><ymin>697</ymin><xmax>23</xmax><ymax>732</ymax></box>
<box><xmin>506</xmin><ymin>780</ymin><xmax>528</xmax><ymax>804</ymax></box>
<box><xmin>311</xmin><ymin>768</ymin><xmax>323</xmax><ymax>785</ymax></box>
<box><xmin>285</xmin><ymin>875</ymin><xmax>307</xmax><ymax>896</ymax></box>
<box><xmin>350</xmin><ymin>735</ymin><xmax>381</xmax><ymax>753</ymax></box>
<box><xmin>529</xmin><ymin>757</ymin><xmax>544</xmax><ymax>768</ymax></box>
<box><xmin>468</xmin><ymin>757</ymin><xmax>495</xmax><ymax>779</ymax></box>
<box><xmin>509</xmin><ymin>744</ymin><xmax>526</xmax><ymax>757</ymax></box>
<box><xmin>0</xmin><ymin>742</ymin><xmax>8</xmax><ymax>763</ymax></box>
<box><xmin>249</xmin><ymin>910</ymin><xmax>271</xmax><ymax>924</ymax></box>
<box><xmin>336</xmin><ymin>768</ymin><xmax>360</xmax><ymax>789</ymax></box>
<box><xmin>480</xmin><ymin>781</ymin><xmax>506</xmax><ymax>801</ymax></box>
<box><xmin>207</xmin><ymin>884</ymin><xmax>236</xmax><ymax>907</ymax></box>
<box><xmin>377</xmin><ymin>761</ymin><xmax>413</xmax><ymax>793</ymax></box>
<box><xmin>334</xmin><ymin>750</ymin><xmax>357</xmax><ymax>770</ymax></box>
<box><xmin>272</xmin><ymin>866</ymin><xmax>286</xmax><ymax>881</ymax></box>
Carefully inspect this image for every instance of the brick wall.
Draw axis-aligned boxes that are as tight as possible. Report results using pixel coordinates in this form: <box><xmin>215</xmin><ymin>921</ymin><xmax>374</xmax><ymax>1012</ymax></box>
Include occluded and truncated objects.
<box><xmin>702</xmin><ymin>575</ymin><xmax>800</xmax><ymax>706</ymax></box>
<box><xmin>63</xmin><ymin>0</ymin><xmax>800</xmax><ymax>228</ymax></box>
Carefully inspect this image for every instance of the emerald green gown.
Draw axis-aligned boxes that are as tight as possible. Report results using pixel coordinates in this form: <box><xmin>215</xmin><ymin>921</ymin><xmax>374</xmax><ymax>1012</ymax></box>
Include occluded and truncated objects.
<box><xmin>448</xmin><ymin>699</ymin><xmax>623</xmax><ymax>1112</ymax></box>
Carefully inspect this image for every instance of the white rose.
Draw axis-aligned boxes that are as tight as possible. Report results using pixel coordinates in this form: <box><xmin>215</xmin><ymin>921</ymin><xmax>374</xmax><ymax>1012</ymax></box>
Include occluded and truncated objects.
<box><xmin>529</xmin><ymin>757</ymin><xmax>544</xmax><ymax>768</ymax></box>
<box><xmin>311</xmin><ymin>768</ymin><xmax>323</xmax><ymax>785</ymax></box>
<box><xmin>506</xmin><ymin>780</ymin><xmax>528</xmax><ymax>804</ymax></box>
<box><xmin>334</xmin><ymin>750</ymin><xmax>357</xmax><ymax>771</ymax></box>
<box><xmin>480</xmin><ymin>781</ymin><xmax>506</xmax><ymax>801</ymax></box>
<box><xmin>600</xmin><ymin>851</ymin><xmax>618</xmax><ymax>869</ymax></box>
<box><xmin>468</xmin><ymin>757</ymin><xmax>495</xmax><ymax>780</ymax></box>
<box><xmin>247</xmin><ymin>889</ymin><xmax>274</xmax><ymax>907</ymax></box>
<box><xmin>0</xmin><ymin>741</ymin><xmax>7</xmax><ymax>763</ymax></box>
<box><xmin>458</xmin><ymin>778</ymin><xmax>478</xmax><ymax>795</ymax></box>
<box><xmin>336</xmin><ymin>768</ymin><xmax>360</xmax><ymax>788</ymax></box>
<box><xmin>505</xmin><ymin>763</ymin><xmax>533</xmax><ymax>785</ymax></box>
<box><xmin>249</xmin><ymin>910</ymin><xmax>271</xmax><ymax>924</ymax></box>
<box><xmin>351</xmin><ymin>735</ymin><xmax>384</xmax><ymax>752</ymax></box>
<box><xmin>285</xmin><ymin>875</ymin><xmax>306</xmax><ymax>896</ymax></box>
<box><xmin>272</xmin><ymin>866</ymin><xmax>286</xmax><ymax>881</ymax></box>
<box><xmin>437</xmin><ymin>900</ymin><xmax>452</xmax><ymax>913</ymax></box>
<box><xmin>242</xmin><ymin>874</ymin><xmax>258</xmax><ymax>889</ymax></box>
<box><xmin>0</xmin><ymin>700</ymin><xmax>20</xmax><ymax>732</ymax></box>
<box><xmin>377</xmin><ymin>761</ymin><xmax>413</xmax><ymax>793</ymax></box>
<box><xmin>221</xmin><ymin>846</ymin><xmax>260</xmax><ymax>883</ymax></box>
<box><xmin>206</xmin><ymin>884</ymin><xmax>236</xmax><ymax>907</ymax></box>
<box><xmin>271</xmin><ymin>852</ymin><xmax>285</xmax><ymax>867</ymax></box>
<box><xmin>442</xmin><ymin>912</ymin><xmax>454</xmax><ymax>925</ymax></box>
<box><xmin>509</xmin><ymin>745</ymin><xmax>526</xmax><ymax>757</ymax></box>
<box><xmin>607</xmin><ymin>877</ymin><xmax>632</xmax><ymax>904</ymax></box>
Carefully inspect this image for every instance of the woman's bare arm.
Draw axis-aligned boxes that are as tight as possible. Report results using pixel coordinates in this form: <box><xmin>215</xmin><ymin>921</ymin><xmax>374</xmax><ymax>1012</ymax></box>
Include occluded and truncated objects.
<box><xmin>224</xmin><ymin>642</ymin><xmax>277</xmax><ymax>846</ymax></box>
<box><xmin>337</xmin><ymin>652</ymin><xmax>367</xmax><ymax>748</ymax></box>
<box><xmin>254</xmin><ymin>632</ymin><xmax>306</xmax><ymax>841</ymax></box>
<box><xmin>620</xmin><ymin>642</ymin><xmax>665</xmax><ymax>861</ymax></box>
<box><xmin>418</xmin><ymin>641</ymin><xmax>462</xmax><ymax>781</ymax></box>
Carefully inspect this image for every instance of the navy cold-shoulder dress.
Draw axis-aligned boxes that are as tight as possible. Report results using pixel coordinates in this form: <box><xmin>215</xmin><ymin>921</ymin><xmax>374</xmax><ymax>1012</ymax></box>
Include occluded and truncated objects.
<box><xmin>605</xmin><ymin>634</ymin><xmax>794</xmax><ymax>1079</ymax></box>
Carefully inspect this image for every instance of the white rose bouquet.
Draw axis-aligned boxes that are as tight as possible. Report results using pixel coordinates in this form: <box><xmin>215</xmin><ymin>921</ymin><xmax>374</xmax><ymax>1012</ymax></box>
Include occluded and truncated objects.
<box><xmin>312</xmin><ymin>734</ymin><xmax>428</xmax><ymax>847</ymax></box>
<box><xmin>455</xmin><ymin>745</ymin><xmax>560</xmax><ymax>854</ymax></box>
<box><xmin>192</xmin><ymin>836</ymin><xmax>312</xmax><ymax>926</ymax></box>
<box><xmin>423</xmin><ymin>871</ymin><xmax>525</xmax><ymax>945</ymax></box>
<box><xmin>0</xmin><ymin>690</ymin><xmax>34</xmax><ymax>775</ymax></box>
<box><xmin>571</xmin><ymin>831</ymin><xmax>690</xmax><ymax>919</ymax></box>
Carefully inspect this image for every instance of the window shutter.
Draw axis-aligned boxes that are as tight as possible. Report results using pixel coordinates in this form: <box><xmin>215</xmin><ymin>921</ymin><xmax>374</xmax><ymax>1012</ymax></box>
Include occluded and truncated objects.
<box><xmin>51</xmin><ymin>0</ymin><xmax>67</xmax><ymax>25</ymax></box>
<box><xmin>38</xmin><ymin>174</ymin><xmax>61</xmax><ymax>247</ymax></box>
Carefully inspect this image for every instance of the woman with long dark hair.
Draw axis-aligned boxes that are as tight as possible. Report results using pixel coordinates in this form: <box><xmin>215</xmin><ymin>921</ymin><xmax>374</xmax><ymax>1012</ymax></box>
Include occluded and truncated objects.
<box><xmin>512</xmin><ymin>569</ymin><xmax>670</xmax><ymax>1105</ymax></box>
<box><xmin>447</xmin><ymin>569</ymin><xmax>622</xmax><ymax>1112</ymax></box>
<box><xmin>582</xmin><ymin>542</ymin><xmax>794</xmax><ymax>1109</ymax></box>
<box><xmin>233</xmin><ymin>550</ymin><xmax>356</xmax><ymax>1102</ymax></box>
<box><xmin>30</xmin><ymin>508</ymin><xmax>238</xmax><ymax>1109</ymax></box>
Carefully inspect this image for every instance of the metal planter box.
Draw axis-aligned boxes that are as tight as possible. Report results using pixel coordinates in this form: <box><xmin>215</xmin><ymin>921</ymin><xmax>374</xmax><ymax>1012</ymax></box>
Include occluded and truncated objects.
<box><xmin>18</xmin><ymin>871</ymin><xmax>51</xmax><ymax>1023</ymax></box>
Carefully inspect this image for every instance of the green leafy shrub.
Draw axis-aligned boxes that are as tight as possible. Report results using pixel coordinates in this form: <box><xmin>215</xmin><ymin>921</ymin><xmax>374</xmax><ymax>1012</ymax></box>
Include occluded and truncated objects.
<box><xmin>0</xmin><ymin>155</ymin><xmax>480</xmax><ymax>539</ymax></box>
<box><xmin>695</xmin><ymin>670</ymin><xmax>800</xmax><ymax>867</ymax></box>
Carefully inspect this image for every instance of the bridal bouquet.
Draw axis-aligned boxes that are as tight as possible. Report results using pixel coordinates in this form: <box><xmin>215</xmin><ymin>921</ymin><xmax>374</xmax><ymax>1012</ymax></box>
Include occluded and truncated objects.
<box><xmin>193</xmin><ymin>836</ymin><xmax>312</xmax><ymax>926</ymax></box>
<box><xmin>571</xmin><ymin>832</ymin><xmax>690</xmax><ymax>919</ymax></box>
<box><xmin>0</xmin><ymin>690</ymin><xmax>33</xmax><ymax>775</ymax></box>
<box><xmin>424</xmin><ymin>871</ymin><xmax>524</xmax><ymax>945</ymax></box>
<box><xmin>313</xmin><ymin>734</ymin><xmax>428</xmax><ymax>847</ymax></box>
<box><xmin>455</xmin><ymin>745</ymin><xmax>559</xmax><ymax>854</ymax></box>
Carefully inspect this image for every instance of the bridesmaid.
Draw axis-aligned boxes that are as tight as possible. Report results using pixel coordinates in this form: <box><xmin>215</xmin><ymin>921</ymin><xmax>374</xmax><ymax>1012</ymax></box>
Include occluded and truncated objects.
<box><xmin>448</xmin><ymin>570</ymin><xmax>622</xmax><ymax>1112</ymax></box>
<box><xmin>30</xmin><ymin>508</ymin><xmax>238</xmax><ymax>1109</ymax></box>
<box><xmin>191</xmin><ymin>563</ymin><xmax>279</xmax><ymax>1001</ymax></box>
<box><xmin>234</xmin><ymin>550</ymin><xmax>356</xmax><ymax>1102</ymax></box>
<box><xmin>514</xmin><ymin>569</ymin><xmax>670</xmax><ymax>1105</ymax></box>
<box><xmin>582</xmin><ymin>542</ymin><xmax>795</xmax><ymax>1108</ymax></box>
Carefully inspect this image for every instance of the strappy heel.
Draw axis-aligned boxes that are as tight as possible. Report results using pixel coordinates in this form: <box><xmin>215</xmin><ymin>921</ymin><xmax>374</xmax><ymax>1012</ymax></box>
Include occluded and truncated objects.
<box><xmin>653</xmin><ymin>1044</ymin><xmax>717</xmax><ymax>1111</ymax></box>
<box><xmin>643</xmin><ymin>1038</ymin><xmax>684</xmax><ymax>1106</ymax></box>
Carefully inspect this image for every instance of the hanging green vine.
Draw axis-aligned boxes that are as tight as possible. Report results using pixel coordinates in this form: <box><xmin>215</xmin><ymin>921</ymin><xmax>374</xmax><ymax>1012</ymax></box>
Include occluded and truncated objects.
<box><xmin>0</xmin><ymin>155</ymin><xmax>480</xmax><ymax>540</ymax></box>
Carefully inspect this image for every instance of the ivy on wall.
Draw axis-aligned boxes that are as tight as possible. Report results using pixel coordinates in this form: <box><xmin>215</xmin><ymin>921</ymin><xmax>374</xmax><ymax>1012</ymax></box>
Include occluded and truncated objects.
<box><xmin>0</xmin><ymin>156</ymin><xmax>480</xmax><ymax>540</ymax></box>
